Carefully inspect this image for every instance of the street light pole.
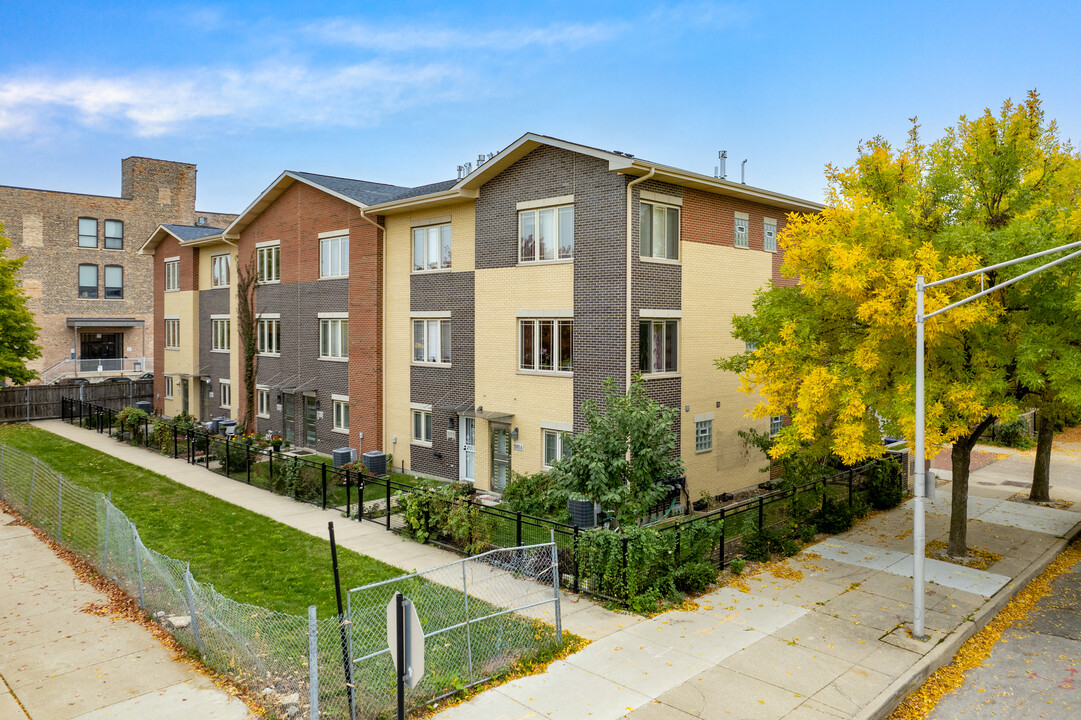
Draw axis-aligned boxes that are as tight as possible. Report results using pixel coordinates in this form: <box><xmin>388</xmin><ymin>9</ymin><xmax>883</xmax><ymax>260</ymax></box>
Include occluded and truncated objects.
<box><xmin>912</xmin><ymin>239</ymin><xmax>1081</xmax><ymax>640</ymax></box>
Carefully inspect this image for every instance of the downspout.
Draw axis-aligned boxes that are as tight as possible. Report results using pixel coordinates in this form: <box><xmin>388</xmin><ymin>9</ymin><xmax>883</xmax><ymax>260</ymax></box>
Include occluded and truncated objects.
<box><xmin>359</xmin><ymin>208</ymin><xmax>388</xmax><ymax>452</ymax></box>
<box><xmin>625</xmin><ymin>168</ymin><xmax>655</xmax><ymax>391</ymax></box>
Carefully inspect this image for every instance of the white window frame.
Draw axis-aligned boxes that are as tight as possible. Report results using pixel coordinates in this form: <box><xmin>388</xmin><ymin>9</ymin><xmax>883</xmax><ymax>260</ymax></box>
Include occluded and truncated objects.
<box><xmin>220</xmin><ymin>380</ymin><xmax>231</xmax><ymax>409</ymax></box>
<box><xmin>165</xmin><ymin>376</ymin><xmax>174</xmax><ymax>399</ymax></box>
<box><xmin>257</xmin><ymin>316</ymin><xmax>281</xmax><ymax>356</ymax></box>
<box><xmin>640</xmin><ymin>202</ymin><xmax>680</xmax><ymax>261</ymax></box>
<box><xmin>695</xmin><ymin>419</ymin><xmax>713</xmax><ymax>452</ymax></box>
<box><xmin>320</xmin><ymin>235</ymin><xmax>349</xmax><ymax>278</ymax></box>
<box><xmin>257</xmin><ymin>386</ymin><xmax>270</xmax><ymax>419</ymax></box>
<box><xmin>734</xmin><ymin>212</ymin><xmax>749</xmax><ymax>249</ymax></box>
<box><xmin>164</xmin><ymin>258</ymin><xmax>180</xmax><ymax>292</ymax></box>
<box><xmin>164</xmin><ymin>318</ymin><xmax>180</xmax><ymax>350</ymax></box>
<box><xmin>411</xmin><ymin>318</ymin><xmax>451</xmax><ymax>365</ymax></box>
<box><xmin>770</xmin><ymin>415</ymin><xmax>784</xmax><ymax>437</ymax></box>
<box><xmin>764</xmin><ymin>218</ymin><xmax>777</xmax><ymax>253</ymax></box>
<box><xmin>211</xmin><ymin>317</ymin><xmax>230</xmax><ymax>352</ymax></box>
<box><xmin>639</xmin><ymin>316</ymin><xmax>679</xmax><ymax>375</ymax></box>
<box><xmin>332</xmin><ymin>394</ymin><xmax>350</xmax><ymax>434</ymax></box>
<box><xmin>542</xmin><ymin>429</ymin><xmax>568</xmax><ymax>468</ymax></box>
<box><xmin>411</xmin><ymin>406</ymin><xmax>433</xmax><ymax>446</ymax></box>
<box><xmin>518</xmin><ymin>204</ymin><xmax>574</xmax><ymax>263</ymax></box>
<box><xmin>319</xmin><ymin>317</ymin><xmax>349</xmax><ymax>360</ymax></box>
<box><xmin>211</xmin><ymin>253</ymin><xmax>230</xmax><ymax>288</ymax></box>
<box><xmin>518</xmin><ymin>318</ymin><xmax>573</xmax><ymax>374</ymax></box>
<box><xmin>412</xmin><ymin>224</ymin><xmax>452</xmax><ymax>272</ymax></box>
<box><xmin>256</xmin><ymin>242</ymin><xmax>281</xmax><ymax>284</ymax></box>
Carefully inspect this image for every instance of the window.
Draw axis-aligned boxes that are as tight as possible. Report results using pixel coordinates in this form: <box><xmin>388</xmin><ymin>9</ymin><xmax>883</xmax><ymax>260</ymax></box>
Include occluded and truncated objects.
<box><xmin>78</xmin><ymin>218</ymin><xmax>97</xmax><ymax>248</ymax></box>
<box><xmin>165</xmin><ymin>377</ymin><xmax>174</xmax><ymax>399</ymax></box>
<box><xmin>320</xmin><ymin>236</ymin><xmax>349</xmax><ymax>278</ymax></box>
<box><xmin>734</xmin><ymin>212</ymin><xmax>749</xmax><ymax>249</ymax></box>
<box><xmin>333</xmin><ymin>397</ymin><xmax>349</xmax><ymax>433</ymax></box>
<box><xmin>104</xmin><ymin>220</ymin><xmax>123</xmax><ymax>250</ymax></box>
<box><xmin>164</xmin><ymin>259</ymin><xmax>179</xmax><ymax>292</ymax></box>
<box><xmin>164</xmin><ymin>319</ymin><xmax>180</xmax><ymax>350</ymax></box>
<box><xmin>211</xmin><ymin>254</ymin><xmax>230</xmax><ymax>288</ymax></box>
<box><xmin>412</xmin><ymin>409</ymin><xmax>432</xmax><ymax>444</ymax></box>
<box><xmin>412</xmin><ymin>319</ymin><xmax>451</xmax><ymax>364</ymax></box>
<box><xmin>770</xmin><ymin>416</ymin><xmax>784</xmax><ymax>437</ymax></box>
<box><xmin>639</xmin><ymin>320</ymin><xmax>678</xmax><ymax>374</ymax></box>
<box><xmin>320</xmin><ymin>318</ymin><xmax>348</xmax><ymax>359</ymax></box>
<box><xmin>412</xmin><ymin>224</ymin><xmax>452</xmax><ymax>271</ymax></box>
<box><xmin>104</xmin><ymin>265</ymin><xmax>123</xmax><ymax>299</ymax></box>
<box><xmin>257</xmin><ymin>317</ymin><xmax>281</xmax><ymax>355</ymax></box>
<box><xmin>542</xmin><ymin>430</ymin><xmax>567</xmax><ymax>467</ymax></box>
<box><xmin>764</xmin><ymin>218</ymin><xmax>777</xmax><ymax>253</ymax></box>
<box><xmin>519</xmin><ymin>319</ymin><xmax>573</xmax><ymax>372</ymax></box>
<box><xmin>212</xmin><ymin>318</ymin><xmax>231</xmax><ymax>351</ymax></box>
<box><xmin>78</xmin><ymin>264</ymin><xmax>98</xmax><ymax>298</ymax></box>
<box><xmin>640</xmin><ymin>203</ymin><xmax>679</xmax><ymax>260</ymax></box>
<box><xmin>519</xmin><ymin>206</ymin><xmax>573</xmax><ymax>262</ymax></box>
<box><xmin>257</xmin><ymin>244</ymin><xmax>280</xmax><ymax>283</ymax></box>
<box><xmin>696</xmin><ymin>420</ymin><xmax>713</xmax><ymax>452</ymax></box>
<box><xmin>257</xmin><ymin>388</ymin><xmax>270</xmax><ymax>418</ymax></box>
<box><xmin>220</xmin><ymin>381</ymin><xmax>231</xmax><ymax>409</ymax></box>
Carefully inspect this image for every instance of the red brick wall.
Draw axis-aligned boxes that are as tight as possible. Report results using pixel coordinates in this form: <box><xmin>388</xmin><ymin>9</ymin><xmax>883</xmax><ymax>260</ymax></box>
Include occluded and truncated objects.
<box><xmin>152</xmin><ymin>233</ymin><xmax>198</xmax><ymax>412</ymax></box>
<box><xmin>348</xmin><ymin>219</ymin><xmax>383</xmax><ymax>452</ymax></box>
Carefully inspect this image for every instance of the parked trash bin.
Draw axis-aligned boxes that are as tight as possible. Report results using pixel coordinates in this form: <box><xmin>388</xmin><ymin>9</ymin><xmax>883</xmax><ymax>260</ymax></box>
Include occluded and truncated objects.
<box><xmin>219</xmin><ymin>420</ymin><xmax>238</xmax><ymax>436</ymax></box>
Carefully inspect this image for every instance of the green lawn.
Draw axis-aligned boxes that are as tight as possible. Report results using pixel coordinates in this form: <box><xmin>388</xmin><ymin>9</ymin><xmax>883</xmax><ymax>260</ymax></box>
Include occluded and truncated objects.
<box><xmin>0</xmin><ymin>424</ymin><xmax>403</xmax><ymax>616</ymax></box>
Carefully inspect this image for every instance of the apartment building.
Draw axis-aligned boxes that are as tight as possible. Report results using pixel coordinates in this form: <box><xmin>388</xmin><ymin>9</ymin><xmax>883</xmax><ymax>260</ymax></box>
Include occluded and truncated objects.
<box><xmin>0</xmin><ymin>157</ymin><xmax>234</xmax><ymax>383</ymax></box>
<box><xmin>146</xmin><ymin>133</ymin><xmax>819</xmax><ymax>499</ymax></box>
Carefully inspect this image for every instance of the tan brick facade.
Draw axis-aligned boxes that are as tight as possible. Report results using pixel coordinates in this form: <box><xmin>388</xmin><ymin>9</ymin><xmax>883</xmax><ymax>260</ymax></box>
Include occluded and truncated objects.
<box><xmin>0</xmin><ymin>157</ymin><xmax>233</xmax><ymax>383</ymax></box>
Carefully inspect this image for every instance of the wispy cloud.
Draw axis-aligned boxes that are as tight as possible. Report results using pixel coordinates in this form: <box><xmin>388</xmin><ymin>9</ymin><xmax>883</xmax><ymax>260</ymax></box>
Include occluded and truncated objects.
<box><xmin>304</xmin><ymin>18</ymin><xmax>626</xmax><ymax>52</ymax></box>
<box><xmin>649</xmin><ymin>2</ymin><xmax>749</xmax><ymax>29</ymax></box>
<box><xmin>0</xmin><ymin>60</ymin><xmax>464</xmax><ymax>138</ymax></box>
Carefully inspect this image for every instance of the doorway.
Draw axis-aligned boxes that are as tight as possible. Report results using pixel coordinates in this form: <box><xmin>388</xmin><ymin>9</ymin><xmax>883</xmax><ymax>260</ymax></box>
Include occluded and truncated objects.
<box><xmin>459</xmin><ymin>416</ymin><xmax>475</xmax><ymax>483</ymax></box>
<box><xmin>491</xmin><ymin>424</ymin><xmax>510</xmax><ymax>492</ymax></box>
<box><xmin>283</xmin><ymin>393</ymin><xmax>295</xmax><ymax>443</ymax></box>
<box><xmin>304</xmin><ymin>395</ymin><xmax>318</xmax><ymax>448</ymax></box>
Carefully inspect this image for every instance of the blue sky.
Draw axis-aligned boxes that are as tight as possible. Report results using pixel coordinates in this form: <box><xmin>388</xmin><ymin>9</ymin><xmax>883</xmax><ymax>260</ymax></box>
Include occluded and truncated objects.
<box><xmin>1</xmin><ymin>1</ymin><xmax>1079</xmax><ymax>214</ymax></box>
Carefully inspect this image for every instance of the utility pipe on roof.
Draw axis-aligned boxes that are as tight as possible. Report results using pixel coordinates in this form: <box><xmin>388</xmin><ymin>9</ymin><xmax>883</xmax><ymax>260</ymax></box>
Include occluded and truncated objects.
<box><xmin>626</xmin><ymin>168</ymin><xmax>656</xmax><ymax>390</ymax></box>
<box><xmin>358</xmin><ymin>208</ymin><xmax>388</xmax><ymax>454</ymax></box>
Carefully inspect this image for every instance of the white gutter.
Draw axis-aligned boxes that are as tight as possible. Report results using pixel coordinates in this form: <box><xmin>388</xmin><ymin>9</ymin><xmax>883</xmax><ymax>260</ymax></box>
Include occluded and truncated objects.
<box><xmin>359</xmin><ymin>208</ymin><xmax>388</xmax><ymax>451</ymax></box>
<box><xmin>625</xmin><ymin>168</ymin><xmax>655</xmax><ymax>390</ymax></box>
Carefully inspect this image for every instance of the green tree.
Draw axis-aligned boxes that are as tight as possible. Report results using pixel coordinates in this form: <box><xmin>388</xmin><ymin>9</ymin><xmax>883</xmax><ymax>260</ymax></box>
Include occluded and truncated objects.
<box><xmin>235</xmin><ymin>252</ymin><xmax>259</xmax><ymax>429</ymax></box>
<box><xmin>0</xmin><ymin>223</ymin><xmax>42</xmax><ymax>384</ymax></box>
<box><xmin>549</xmin><ymin>376</ymin><xmax>683</xmax><ymax>530</ymax></box>
<box><xmin>720</xmin><ymin>92</ymin><xmax>1080</xmax><ymax>557</ymax></box>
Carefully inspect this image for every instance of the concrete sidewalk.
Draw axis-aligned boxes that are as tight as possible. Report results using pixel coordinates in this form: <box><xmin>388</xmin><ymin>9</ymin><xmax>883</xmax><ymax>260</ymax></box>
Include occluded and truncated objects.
<box><xmin>31</xmin><ymin>420</ymin><xmax>630</xmax><ymax>640</ymax></box>
<box><xmin>0</xmin><ymin>509</ymin><xmax>250</xmax><ymax>720</ymax></box>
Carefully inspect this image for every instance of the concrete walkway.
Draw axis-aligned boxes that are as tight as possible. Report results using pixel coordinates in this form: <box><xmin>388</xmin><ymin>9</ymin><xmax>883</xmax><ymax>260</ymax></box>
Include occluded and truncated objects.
<box><xmin>0</xmin><ymin>509</ymin><xmax>249</xmax><ymax>720</ymax></box>
<box><xmin>31</xmin><ymin>420</ymin><xmax>630</xmax><ymax>640</ymax></box>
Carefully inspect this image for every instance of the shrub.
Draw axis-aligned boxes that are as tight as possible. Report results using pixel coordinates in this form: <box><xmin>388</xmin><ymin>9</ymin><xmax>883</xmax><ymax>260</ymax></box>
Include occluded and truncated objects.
<box><xmin>275</xmin><ymin>458</ymin><xmax>320</xmax><ymax>502</ymax></box>
<box><xmin>116</xmin><ymin>407</ymin><xmax>150</xmax><ymax>445</ymax></box>
<box><xmin>817</xmin><ymin>495</ymin><xmax>855</xmax><ymax>534</ymax></box>
<box><xmin>799</xmin><ymin>523</ymin><xmax>818</xmax><ymax>543</ymax></box>
<box><xmin>730</xmin><ymin>557</ymin><xmax>746</xmax><ymax>575</ymax></box>
<box><xmin>868</xmin><ymin>456</ymin><xmax>904</xmax><ymax>510</ymax></box>
<box><xmin>152</xmin><ymin>419</ymin><xmax>174</xmax><ymax>455</ymax></box>
<box><xmin>991</xmin><ymin>418</ymin><xmax>1034</xmax><ymax>449</ymax></box>
<box><xmin>215</xmin><ymin>438</ymin><xmax>251</xmax><ymax>473</ymax></box>
<box><xmin>400</xmin><ymin>480</ymin><xmax>471</xmax><ymax>545</ymax></box>
<box><xmin>742</xmin><ymin>523</ymin><xmax>782</xmax><ymax>563</ymax></box>
<box><xmin>503</xmin><ymin>471</ymin><xmax>569</xmax><ymax>521</ymax></box>
<box><xmin>673</xmin><ymin>561</ymin><xmax>718</xmax><ymax>593</ymax></box>
<box><xmin>447</xmin><ymin>500</ymin><xmax>496</xmax><ymax>555</ymax></box>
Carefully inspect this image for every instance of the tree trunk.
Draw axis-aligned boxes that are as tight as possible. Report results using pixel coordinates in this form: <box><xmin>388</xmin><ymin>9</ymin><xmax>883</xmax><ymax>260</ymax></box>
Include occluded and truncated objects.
<box><xmin>947</xmin><ymin>415</ymin><xmax>997</xmax><ymax>558</ymax></box>
<box><xmin>1030</xmin><ymin>412</ymin><xmax>1054</xmax><ymax>502</ymax></box>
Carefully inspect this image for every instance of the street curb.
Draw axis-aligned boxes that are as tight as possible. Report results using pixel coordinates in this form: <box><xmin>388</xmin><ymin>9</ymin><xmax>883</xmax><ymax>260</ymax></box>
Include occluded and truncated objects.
<box><xmin>856</xmin><ymin>518</ymin><xmax>1081</xmax><ymax>720</ymax></box>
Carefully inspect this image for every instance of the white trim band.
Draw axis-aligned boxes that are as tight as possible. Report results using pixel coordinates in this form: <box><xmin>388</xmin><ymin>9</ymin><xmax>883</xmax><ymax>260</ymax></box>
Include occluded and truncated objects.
<box><xmin>516</xmin><ymin>195</ymin><xmax>574</xmax><ymax>211</ymax></box>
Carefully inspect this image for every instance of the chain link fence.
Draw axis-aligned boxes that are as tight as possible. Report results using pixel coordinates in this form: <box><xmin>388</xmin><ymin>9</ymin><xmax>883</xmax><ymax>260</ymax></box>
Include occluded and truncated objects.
<box><xmin>0</xmin><ymin>443</ymin><xmax>562</xmax><ymax>720</ymax></box>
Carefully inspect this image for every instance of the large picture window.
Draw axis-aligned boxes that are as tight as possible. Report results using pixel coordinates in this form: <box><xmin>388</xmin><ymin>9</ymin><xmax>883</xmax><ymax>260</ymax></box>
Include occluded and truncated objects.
<box><xmin>78</xmin><ymin>264</ymin><xmax>98</xmax><ymax>298</ymax></box>
<box><xmin>104</xmin><ymin>265</ymin><xmax>123</xmax><ymax>299</ymax></box>
<box><xmin>320</xmin><ymin>318</ymin><xmax>348</xmax><ymax>359</ymax></box>
<box><xmin>412</xmin><ymin>224</ymin><xmax>451</xmax><ymax>271</ymax></box>
<box><xmin>211</xmin><ymin>254</ymin><xmax>230</xmax><ymax>287</ymax></box>
<box><xmin>640</xmin><ymin>203</ymin><xmax>680</xmax><ymax>260</ymax></box>
<box><xmin>320</xmin><ymin>236</ymin><xmax>349</xmax><ymax>278</ymax></box>
<box><xmin>257</xmin><ymin>317</ymin><xmax>281</xmax><ymax>355</ymax></box>
<box><xmin>104</xmin><ymin>220</ymin><xmax>123</xmax><ymax>250</ymax></box>
<box><xmin>639</xmin><ymin>320</ymin><xmax>678</xmax><ymax>374</ymax></box>
<box><xmin>164</xmin><ymin>319</ymin><xmax>180</xmax><ymax>350</ymax></box>
<box><xmin>212</xmin><ymin>318</ymin><xmax>230</xmax><ymax>351</ymax></box>
<box><xmin>519</xmin><ymin>319</ymin><xmax>573</xmax><ymax>372</ymax></box>
<box><xmin>78</xmin><ymin>218</ymin><xmax>97</xmax><ymax>248</ymax></box>
<box><xmin>164</xmin><ymin>259</ymin><xmax>179</xmax><ymax>292</ymax></box>
<box><xmin>519</xmin><ymin>206</ymin><xmax>573</xmax><ymax>262</ymax></box>
<box><xmin>257</xmin><ymin>244</ymin><xmax>280</xmax><ymax>283</ymax></box>
<box><xmin>412</xmin><ymin>319</ymin><xmax>451</xmax><ymax>364</ymax></box>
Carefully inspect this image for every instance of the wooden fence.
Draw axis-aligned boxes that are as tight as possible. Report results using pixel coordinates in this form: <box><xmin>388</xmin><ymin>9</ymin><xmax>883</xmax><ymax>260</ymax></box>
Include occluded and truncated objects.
<box><xmin>0</xmin><ymin>381</ymin><xmax>153</xmax><ymax>423</ymax></box>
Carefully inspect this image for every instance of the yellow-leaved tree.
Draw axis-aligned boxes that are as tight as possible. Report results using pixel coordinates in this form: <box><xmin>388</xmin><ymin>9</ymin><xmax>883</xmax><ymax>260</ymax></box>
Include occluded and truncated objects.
<box><xmin>720</xmin><ymin>92</ymin><xmax>1081</xmax><ymax>557</ymax></box>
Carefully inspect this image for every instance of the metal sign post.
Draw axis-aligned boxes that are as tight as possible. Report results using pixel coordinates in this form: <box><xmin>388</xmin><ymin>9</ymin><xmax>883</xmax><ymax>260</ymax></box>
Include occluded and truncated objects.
<box><xmin>387</xmin><ymin>591</ymin><xmax>425</xmax><ymax>719</ymax></box>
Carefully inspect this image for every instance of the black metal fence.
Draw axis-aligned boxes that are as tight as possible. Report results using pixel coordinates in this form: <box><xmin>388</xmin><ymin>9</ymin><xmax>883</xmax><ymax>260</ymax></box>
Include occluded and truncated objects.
<box><xmin>60</xmin><ymin>397</ymin><xmax>906</xmax><ymax>606</ymax></box>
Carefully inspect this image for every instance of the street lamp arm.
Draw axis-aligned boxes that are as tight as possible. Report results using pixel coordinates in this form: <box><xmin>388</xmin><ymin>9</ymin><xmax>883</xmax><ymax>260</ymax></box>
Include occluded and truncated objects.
<box><xmin>925</xmin><ymin>239</ymin><xmax>1081</xmax><ymax>289</ymax></box>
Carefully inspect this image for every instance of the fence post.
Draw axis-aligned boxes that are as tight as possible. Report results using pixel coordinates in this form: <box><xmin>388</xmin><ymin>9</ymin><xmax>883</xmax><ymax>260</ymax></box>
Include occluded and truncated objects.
<box><xmin>246</xmin><ymin>445</ymin><xmax>251</xmax><ymax>484</ymax></box>
<box><xmin>269</xmin><ymin>447</ymin><xmax>273</xmax><ymax>479</ymax></box>
<box><xmin>0</xmin><ymin>446</ymin><xmax>4</xmax><ymax>501</ymax></box>
<box><xmin>25</xmin><ymin>386</ymin><xmax>30</xmax><ymax>422</ymax></box>
<box><xmin>423</xmin><ymin>499</ymin><xmax>430</xmax><ymax>542</ymax></box>
<box><xmin>321</xmin><ymin>463</ymin><xmax>327</xmax><ymax>510</ymax></box>
<box><xmin>173</xmin><ymin>425</ymin><xmax>178</xmax><ymax>459</ymax></box>
<box><xmin>57</xmin><ymin>475</ymin><xmax>63</xmax><ymax>540</ymax></box>
<box><xmin>848</xmin><ymin>468</ymin><xmax>854</xmax><ymax>509</ymax></box>
<box><xmin>102</xmin><ymin>492</ymin><xmax>112</xmax><ymax>574</ymax></box>
<box><xmin>225</xmin><ymin>435</ymin><xmax>231</xmax><ymax>476</ymax></box>
<box><xmin>675</xmin><ymin>524</ymin><xmax>682</xmax><ymax>563</ymax></box>
<box><xmin>182</xmin><ymin>569</ymin><xmax>206</xmax><ymax>657</ymax></box>
<box><xmin>758</xmin><ymin>494</ymin><xmax>764</xmax><ymax>531</ymax></box>
<box><xmin>719</xmin><ymin>507</ymin><xmax>726</xmax><ymax>568</ymax></box>
<box><xmin>345</xmin><ymin>468</ymin><xmax>351</xmax><ymax>519</ymax></box>
<box><xmin>516</xmin><ymin>512</ymin><xmax>523</xmax><ymax>547</ymax></box>
<box><xmin>144</xmin><ymin>416</ymin><xmax>149</xmax><ymax>448</ymax></box>
<box><xmin>461</xmin><ymin>560</ymin><xmax>475</xmax><ymax>685</ymax></box>
<box><xmin>385</xmin><ymin>478</ymin><xmax>391</xmax><ymax>531</ymax></box>
<box><xmin>28</xmin><ymin>458</ymin><xmax>38</xmax><ymax>514</ymax></box>
<box><xmin>308</xmin><ymin>606</ymin><xmax>319</xmax><ymax>720</ymax></box>
<box><xmin>550</xmin><ymin>529</ymin><xmax>563</xmax><ymax>645</ymax></box>
<box><xmin>132</xmin><ymin>523</ymin><xmax>145</xmax><ymax>609</ymax></box>
<box><xmin>205</xmin><ymin>433</ymin><xmax>211</xmax><ymax>469</ymax></box>
<box><xmin>621</xmin><ymin>535</ymin><xmax>629</xmax><ymax>602</ymax></box>
<box><xmin>573</xmin><ymin>525</ymin><xmax>580</xmax><ymax>594</ymax></box>
<box><xmin>107</xmin><ymin>408</ymin><xmax>112</xmax><ymax>438</ymax></box>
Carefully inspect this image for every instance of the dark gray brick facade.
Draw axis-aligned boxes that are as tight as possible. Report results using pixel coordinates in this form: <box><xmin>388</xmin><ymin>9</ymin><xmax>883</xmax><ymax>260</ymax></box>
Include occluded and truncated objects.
<box><xmin>198</xmin><ymin>285</ymin><xmax>232</xmax><ymax>418</ymax></box>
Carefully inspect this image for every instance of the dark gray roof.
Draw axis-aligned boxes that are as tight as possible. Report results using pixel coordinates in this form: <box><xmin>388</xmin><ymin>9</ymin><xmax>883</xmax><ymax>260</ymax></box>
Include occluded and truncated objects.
<box><xmin>387</xmin><ymin>179</ymin><xmax>458</xmax><ymax>202</ymax></box>
<box><xmin>163</xmin><ymin>224</ymin><xmax>224</xmax><ymax>242</ymax></box>
<box><xmin>289</xmin><ymin>171</ymin><xmax>411</xmax><ymax>205</ymax></box>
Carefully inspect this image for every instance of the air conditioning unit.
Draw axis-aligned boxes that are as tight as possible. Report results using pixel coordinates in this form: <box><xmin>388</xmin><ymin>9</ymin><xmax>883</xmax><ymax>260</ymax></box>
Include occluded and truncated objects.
<box><xmin>332</xmin><ymin>447</ymin><xmax>357</xmax><ymax>468</ymax></box>
<box><xmin>362</xmin><ymin>450</ymin><xmax>387</xmax><ymax>476</ymax></box>
<box><xmin>568</xmin><ymin>498</ymin><xmax>599</xmax><ymax>528</ymax></box>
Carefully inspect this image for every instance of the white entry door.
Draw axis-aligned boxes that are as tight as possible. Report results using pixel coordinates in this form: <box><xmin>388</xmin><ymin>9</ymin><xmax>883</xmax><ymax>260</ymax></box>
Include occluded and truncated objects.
<box><xmin>460</xmin><ymin>416</ymin><xmax>475</xmax><ymax>483</ymax></box>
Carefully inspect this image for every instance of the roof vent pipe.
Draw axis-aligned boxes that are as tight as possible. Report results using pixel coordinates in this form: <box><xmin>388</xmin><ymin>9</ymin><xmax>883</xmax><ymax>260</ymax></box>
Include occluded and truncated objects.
<box><xmin>741</xmin><ymin>159</ymin><xmax>748</xmax><ymax>185</ymax></box>
<box><xmin>717</xmin><ymin>151</ymin><xmax>727</xmax><ymax>179</ymax></box>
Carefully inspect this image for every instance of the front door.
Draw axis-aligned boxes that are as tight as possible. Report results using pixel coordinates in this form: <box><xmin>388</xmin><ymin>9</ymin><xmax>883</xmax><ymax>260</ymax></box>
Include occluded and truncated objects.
<box><xmin>181</xmin><ymin>379</ymin><xmax>189</xmax><ymax>415</ymax></box>
<box><xmin>283</xmin><ymin>393</ymin><xmax>295</xmax><ymax>443</ymax></box>
<box><xmin>304</xmin><ymin>395</ymin><xmax>318</xmax><ymax>448</ymax></box>
<box><xmin>459</xmin><ymin>416</ymin><xmax>475</xmax><ymax>483</ymax></box>
<box><xmin>491</xmin><ymin>424</ymin><xmax>510</xmax><ymax>492</ymax></box>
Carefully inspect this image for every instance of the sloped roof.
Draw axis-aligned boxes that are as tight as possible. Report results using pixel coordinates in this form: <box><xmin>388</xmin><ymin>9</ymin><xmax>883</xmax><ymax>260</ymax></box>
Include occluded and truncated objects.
<box><xmin>161</xmin><ymin>224</ymin><xmax>224</xmax><ymax>242</ymax></box>
<box><xmin>288</xmin><ymin>171</ymin><xmax>411</xmax><ymax>206</ymax></box>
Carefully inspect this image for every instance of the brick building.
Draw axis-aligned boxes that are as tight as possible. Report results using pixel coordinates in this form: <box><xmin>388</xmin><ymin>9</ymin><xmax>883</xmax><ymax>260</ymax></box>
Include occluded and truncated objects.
<box><xmin>0</xmin><ymin>157</ymin><xmax>234</xmax><ymax>384</ymax></box>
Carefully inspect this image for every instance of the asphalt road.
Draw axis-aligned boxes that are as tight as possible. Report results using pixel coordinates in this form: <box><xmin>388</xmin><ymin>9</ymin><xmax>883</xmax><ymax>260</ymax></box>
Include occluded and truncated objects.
<box><xmin>927</xmin><ymin>552</ymin><xmax>1081</xmax><ymax>719</ymax></box>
